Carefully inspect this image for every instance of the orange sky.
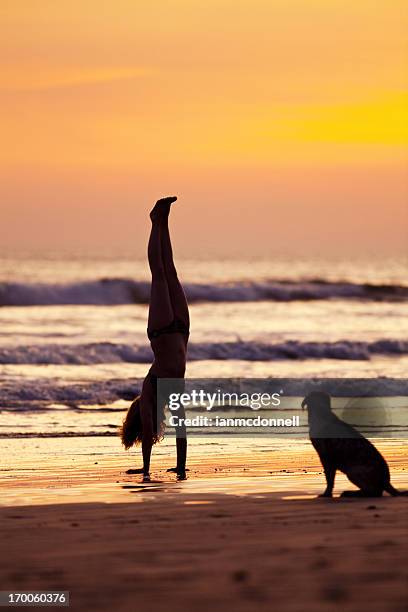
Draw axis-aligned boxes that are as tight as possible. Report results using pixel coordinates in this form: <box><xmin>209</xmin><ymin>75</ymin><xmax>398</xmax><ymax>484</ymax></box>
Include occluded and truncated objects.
<box><xmin>0</xmin><ymin>1</ymin><xmax>407</xmax><ymax>256</ymax></box>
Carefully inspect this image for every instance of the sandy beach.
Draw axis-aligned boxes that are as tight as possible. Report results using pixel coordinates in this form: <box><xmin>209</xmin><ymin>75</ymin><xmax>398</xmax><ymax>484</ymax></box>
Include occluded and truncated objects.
<box><xmin>1</xmin><ymin>437</ymin><xmax>407</xmax><ymax>611</ymax></box>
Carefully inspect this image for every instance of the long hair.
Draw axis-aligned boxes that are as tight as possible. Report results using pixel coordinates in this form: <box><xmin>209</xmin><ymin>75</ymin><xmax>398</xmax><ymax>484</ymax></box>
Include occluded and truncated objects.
<box><xmin>119</xmin><ymin>395</ymin><xmax>166</xmax><ymax>449</ymax></box>
<box><xmin>120</xmin><ymin>396</ymin><xmax>142</xmax><ymax>449</ymax></box>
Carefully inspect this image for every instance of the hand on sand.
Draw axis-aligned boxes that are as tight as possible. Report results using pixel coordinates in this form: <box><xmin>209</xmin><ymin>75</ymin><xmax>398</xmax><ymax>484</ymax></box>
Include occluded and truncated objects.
<box><xmin>126</xmin><ymin>468</ymin><xmax>144</xmax><ymax>475</ymax></box>
<box><xmin>166</xmin><ymin>467</ymin><xmax>190</xmax><ymax>473</ymax></box>
<box><xmin>150</xmin><ymin>196</ymin><xmax>177</xmax><ymax>222</ymax></box>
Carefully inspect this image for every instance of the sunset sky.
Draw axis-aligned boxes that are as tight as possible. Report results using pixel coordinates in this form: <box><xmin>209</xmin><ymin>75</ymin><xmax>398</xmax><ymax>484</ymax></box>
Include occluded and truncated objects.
<box><xmin>1</xmin><ymin>1</ymin><xmax>407</xmax><ymax>257</ymax></box>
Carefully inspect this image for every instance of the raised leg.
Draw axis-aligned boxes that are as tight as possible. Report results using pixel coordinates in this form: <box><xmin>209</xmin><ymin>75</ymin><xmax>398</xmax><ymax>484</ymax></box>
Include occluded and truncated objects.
<box><xmin>160</xmin><ymin>213</ymin><xmax>190</xmax><ymax>330</ymax></box>
<box><xmin>147</xmin><ymin>217</ymin><xmax>174</xmax><ymax>332</ymax></box>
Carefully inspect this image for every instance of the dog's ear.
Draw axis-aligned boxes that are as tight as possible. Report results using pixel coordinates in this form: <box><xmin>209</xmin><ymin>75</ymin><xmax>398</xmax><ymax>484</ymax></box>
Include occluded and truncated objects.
<box><xmin>303</xmin><ymin>391</ymin><xmax>332</xmax><ymax>411</ymax></box>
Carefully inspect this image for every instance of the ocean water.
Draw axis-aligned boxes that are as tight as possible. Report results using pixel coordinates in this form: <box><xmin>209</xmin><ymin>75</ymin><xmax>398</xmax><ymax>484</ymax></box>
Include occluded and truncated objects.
<box><xmin>0</xmin><ymin>254</ymin><xmax>407</xmax><ymax>439</ymax></box>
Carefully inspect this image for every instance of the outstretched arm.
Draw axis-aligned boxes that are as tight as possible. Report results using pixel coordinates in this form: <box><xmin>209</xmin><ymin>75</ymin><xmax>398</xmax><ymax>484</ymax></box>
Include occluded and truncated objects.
<box><xmin>139</xmin><ymin>388</ymin><xmax>154</xmax><ymax>482</ymax></box>
<box><xmin>175</xmin><ymin>403</ymin><xmax>187</xmax><ymax>480</ymax></box>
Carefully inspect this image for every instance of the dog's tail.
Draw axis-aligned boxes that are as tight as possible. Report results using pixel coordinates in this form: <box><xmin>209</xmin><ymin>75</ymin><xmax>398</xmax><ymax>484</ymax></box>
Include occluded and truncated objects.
<box><xmin>385</xmin><ymin>484</ymin><xmax>408</xmax><ymax>496</ymax></box>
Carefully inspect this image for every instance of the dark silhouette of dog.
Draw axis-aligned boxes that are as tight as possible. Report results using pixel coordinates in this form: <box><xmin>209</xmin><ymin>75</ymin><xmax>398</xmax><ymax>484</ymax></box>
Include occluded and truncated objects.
<box><xmin>302</xmin><ymin>391</ymin><xmax>407</xmax><ymax>498</ymax></box>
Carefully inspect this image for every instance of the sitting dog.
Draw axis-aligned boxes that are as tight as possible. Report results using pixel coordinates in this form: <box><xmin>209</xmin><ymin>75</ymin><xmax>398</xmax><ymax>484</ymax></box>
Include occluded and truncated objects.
<box><xmin>302</xmin><ymin>391</ymin><xmax>406</xmax><ymax>498</ymax></box>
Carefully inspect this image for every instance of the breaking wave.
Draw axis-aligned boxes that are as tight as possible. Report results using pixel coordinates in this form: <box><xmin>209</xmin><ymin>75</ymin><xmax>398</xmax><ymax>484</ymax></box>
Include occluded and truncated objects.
<box><xmin>0</xmin><ymin>376</ymin><xmax>406</xmax><ymax>409</ymax></box>
<box><xmin>1</xmin><ymin>278</ymin><xmax>407</xmax><ymax>306</ymax></box>
<box><xmin>0</xmin><ymin>339</ymin><xmax>407</xmax><ymax>365</ymax></box>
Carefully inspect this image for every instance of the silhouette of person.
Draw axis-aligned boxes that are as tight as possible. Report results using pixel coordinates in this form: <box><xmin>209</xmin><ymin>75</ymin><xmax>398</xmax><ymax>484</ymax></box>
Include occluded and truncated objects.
<box><xmin>120</xmin><ymin>197</ymin><xmax>189</xmax><ymax>481</ymax></box>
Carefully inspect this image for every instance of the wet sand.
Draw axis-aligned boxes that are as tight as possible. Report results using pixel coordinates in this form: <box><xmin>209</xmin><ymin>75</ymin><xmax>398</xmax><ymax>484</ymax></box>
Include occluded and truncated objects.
<box><xmin>0</xmin><ymin>437</ymin><xmax>407</xmax><ymax>611</ymax></box>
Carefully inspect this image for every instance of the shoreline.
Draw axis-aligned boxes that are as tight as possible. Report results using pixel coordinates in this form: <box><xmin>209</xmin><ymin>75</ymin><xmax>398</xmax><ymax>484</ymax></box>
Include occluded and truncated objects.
<box><xmin>1</xmin><ymin>436</ymin><xmax>407</xmax><ymax>507</ymax></box>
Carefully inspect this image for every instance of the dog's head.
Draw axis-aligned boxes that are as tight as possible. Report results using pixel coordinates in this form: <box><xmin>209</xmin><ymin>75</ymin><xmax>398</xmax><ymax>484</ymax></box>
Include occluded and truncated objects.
<box><xmin>301</xmin><ymin>391</ymin><xmax>332</xmax><ymax>415</ymax></box>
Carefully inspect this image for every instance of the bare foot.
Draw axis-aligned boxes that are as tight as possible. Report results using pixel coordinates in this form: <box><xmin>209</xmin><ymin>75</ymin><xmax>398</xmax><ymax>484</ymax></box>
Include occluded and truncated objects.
<box><xmin>150</xmin><ymin>196</ymin><xmax>177</xmax><ymax>222</ymax></box>
<box><xmin>142</xmin><ymin>473</ymin><xmax>151</xmax><ymax>483</ymax></box>
<box><xmin>157</xmin><ymin>196</ymin><xmax>177</xmax><ymax>206</ymax></box>
<box><xmin>177</xmin><ymin>471</ymin><xmax>187</xmax><ymax>481</ymax></box>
